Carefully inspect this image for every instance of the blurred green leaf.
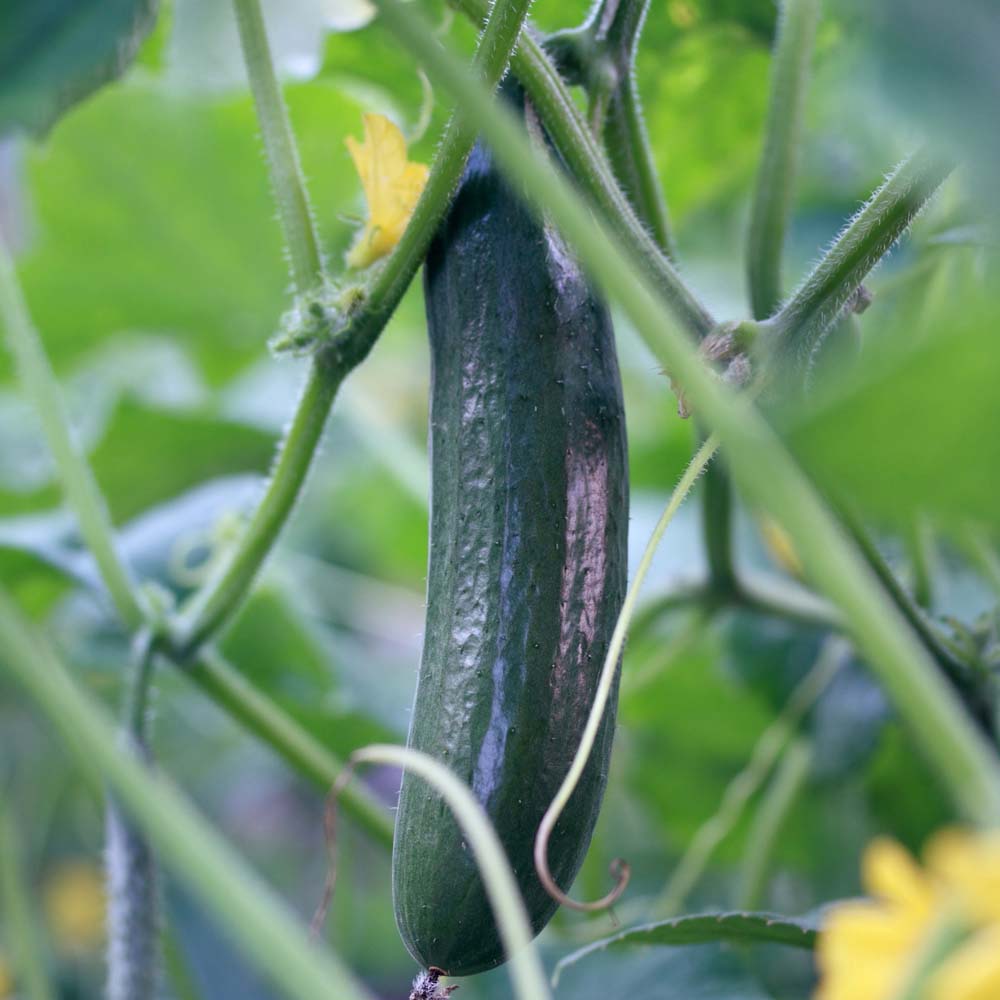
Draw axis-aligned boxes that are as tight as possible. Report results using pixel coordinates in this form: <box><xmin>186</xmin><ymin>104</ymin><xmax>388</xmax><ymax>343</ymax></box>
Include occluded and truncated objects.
<box><xmin>842</xmin><ymin>0</ymin><xmax>1000</xmax><ymax>204</ymax></box>
<box><xmin>554</xmin><ymin>911</ymin><xmax>818</xmax><ymax>986</ymax></box>
<box><xmin>0</xmin><ymin>0</ymin><xmax>158</xmax><ymax>136</ymax></box>
<box><xmin>88</xmin><ymin>400</ymin><xmax>272</xmax><ymax>524</ymax></box>
<box><xmin>552</xmin><ymin>943</ymin><xmax>776</xmax><ymax>1000</ymax></box>
<box><xmin>639</xmin><ymin>25</ymin><xmax>769</xmax><ymax>220</ymax></box>
<box><xmin>719</xmin><ymin>611</ymin><xmax>890</xmax><ymax>782</ymax></box>
<box><xmin>220</xmin><ymin>584</ymin><xmax>396</xmax><ymax>757</ymax></box>
<box><xmin>13</xmin><ymin>79</ymin><xmax>367</xmax><ymax>384</ymax></box>
<box><xmin>781</xmin><ymin>297</ymin><xmax>1000</xmax><ymax>529</ymax></box>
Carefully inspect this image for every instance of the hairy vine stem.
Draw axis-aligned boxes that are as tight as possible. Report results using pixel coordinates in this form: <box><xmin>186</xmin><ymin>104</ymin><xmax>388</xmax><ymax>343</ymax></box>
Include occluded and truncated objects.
<box><xmin>175</xmin><ymin>0</ymin><xmax>536</xmax><ymax>652</ymax></box>
<box><xmin>761</xmin><ymin>149</ymin><xmax>953</xmax><ymax>377</ymax></box>
<box><xmin>231</xmin><ymin>0</ymin><xmax>324</xmax><ymax>295</ymax></box>
<box><xmin>576</xmin><ymin>0</ymin><xmax>677</xmax><ymax>256</ymax></box>
<box><xmin>0</xmin><ymin>591</ymin><xmax>379</xmax><ymax>1000</ymax></box>
<box><xmin>747</xmin><ymin>0</ymin><xmax>821</xmax><ymax>321</ymax></box>
<box><xmin>106</xmin><ymin>631</ymin><xmax>160</xmax><ymax>1000</ymax></box>
<box><xmin>451</xmin><ymin>0</ymin><xmax>712</xmax><ymax>336</ymax></box>
<box><xmin>703</xmin><ymin>0</ymin><xmax>821</xmax><ymax>597</ymax></box>
<box><xmin>373</xmin><ymin>0</ymin><xmax>1000</xmax><ymax>825</ymax></box>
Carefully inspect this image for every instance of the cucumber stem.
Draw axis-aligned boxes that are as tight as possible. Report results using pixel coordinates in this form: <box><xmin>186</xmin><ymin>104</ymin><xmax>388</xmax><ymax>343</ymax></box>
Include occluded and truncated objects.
<box><xmin>450</xmin><ymin>0</ymin><xmax>713</xmax><ymax>337</ymax></box>
<box><xmin>231</xmin><ymin>0</ymin><xmax>324</xmax><ymax>295</ymax></box>
<box><xmin>746</xmin><ymin>0</ymin><xmax>821</xmax><ymax>322</ymax></box>
<box><xmin>106</xmin><ymin>631</ymin><xmax>160</xmax><ymax>1000</ymax></box>
<box><xmin>762</xmin><ymin>149</ymin><xmax>952</xmax><ymax>377</ymax></box>
<box><xmin>0</xmin><ymin>592</ymin><xmax>380</xmax><ymax>1000</ymax></box>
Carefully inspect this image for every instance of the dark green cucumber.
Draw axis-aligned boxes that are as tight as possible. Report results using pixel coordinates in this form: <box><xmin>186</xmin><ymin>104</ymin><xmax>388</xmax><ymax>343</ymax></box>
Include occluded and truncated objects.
<box><xmin>392</xmin><ymin>85</ymin><xmax>629</xmax><ymax>977</ymax></box>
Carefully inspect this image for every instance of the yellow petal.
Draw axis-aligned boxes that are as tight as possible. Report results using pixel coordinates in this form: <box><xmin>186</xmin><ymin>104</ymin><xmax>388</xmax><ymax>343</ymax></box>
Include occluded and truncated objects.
<box><xmin>928</xmin><ymin>926</ymin><xmax>1000</xmax><ymax>1000</ymax></box>
<box><xmin>345</xmin><ymin>113</ymin><xmax>429</xmax><ymax>269</ymax></box>
<box><xmin>43</xmin><ymin>861</ymin><xmax>106</xmax><ymax>954</ymax></box>
<box><xmin>863</xmin><ymin>838</ymin><xmax>935</xmax><ymax>916</ymax></box>
<box><xmin>927</xmin><ymin>829</ymin><xmax>1000</xmax><ymax>924</ymax></box>
<box><xmin>817</xmin><ymin>902</ymin><xmax>923</xmax><ymax>992</ymax></box>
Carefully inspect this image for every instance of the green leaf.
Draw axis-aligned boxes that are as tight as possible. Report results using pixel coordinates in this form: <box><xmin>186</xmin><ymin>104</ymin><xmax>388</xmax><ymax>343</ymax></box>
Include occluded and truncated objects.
<box><xmin>781</xmin><ymin>294</ymin><xmax>1000</xmax><ymax>530</ymax></box>
<box><xmin>221</xmin><ymin>584</ymin><xmax>398</xmax><ymax>756</ymax></box>
<box><xmin>552</xmin><ymin>942</ymin><xmax>778</xmax><ymax>999</ymax></box>
<box><xmin>0</xmin><ymin>0</ymin><xmax>159</xmax><ymax>136</ymax></box>
<box><xmin>12</xmin><ymin>79</ymin><xmax>366</xmax><ymax>384</ymax></box>
<box><xmin>719</xmin><ymin>610</ymin><xmax>890</xmax><ymax>781</ymax></box>
<box><xmin>553</xmin><ymin>911</ymin><xmax>819</xmax><ymax>987</ymax></box>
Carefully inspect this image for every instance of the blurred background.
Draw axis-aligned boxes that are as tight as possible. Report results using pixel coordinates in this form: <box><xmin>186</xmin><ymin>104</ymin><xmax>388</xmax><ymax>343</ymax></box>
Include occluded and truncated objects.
<box><xmin>1</xmin><ymin>0</ymin><xmax>997</xmax><ymax>997</ymax></box>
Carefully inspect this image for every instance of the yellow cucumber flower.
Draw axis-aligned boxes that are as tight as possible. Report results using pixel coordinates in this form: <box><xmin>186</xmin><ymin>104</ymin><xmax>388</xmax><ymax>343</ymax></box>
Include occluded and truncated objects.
<box><xmin>42</xmin><ymin>860</ymin><xmax>106</xmax><ymax>954</ymax></box>
<box><xmin>345</xmin><ymin>113</ymin><xmax>428</xmax><ymax>269</ymax></box>
<box><xmin>815</xmin><ymin>830</ymin><xmax>1000</xmax><ymax>1000</ymax></box>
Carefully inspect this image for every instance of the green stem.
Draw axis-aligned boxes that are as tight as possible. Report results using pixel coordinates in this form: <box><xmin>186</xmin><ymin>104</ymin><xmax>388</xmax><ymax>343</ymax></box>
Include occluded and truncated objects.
<box><xmin>0</xmin><ymin>234</ymin><xmax>391</xmax><ymax>845</ymax></box>
<box><xmin>331</xmin><ymin>0</ymin><xmax>538</xmax><ymax>372</ymax></box>
<box><xmin>177</xmin><ymin>0</ymin><xmax>536</xmax><ymax>653</ymax></box>
<box><xmin>347</xmin><ymin>746</ymin><xmax>551</xmax><ymax>999</ymax></box>
<box><xmin>838</xmin><ymin>505</ymin><xmax>987</xmax><ymax>725</ymax></box>
<box><xmin>107</xmin><ymin>633</ymin><xmax>160</xmax><ymax>1000</ymax></box>
<box><xmin>450</xmin><ymin>0</ymin><xmax>714</xmax><ymax>338</ymax></box>
<box><xmin>603</xmin><ymin>78</ymin><xmax>676</xmax><ymax>257</ymax></box>
<box><xmin>231</xmin><ymin>0</ymin><xmax>324</xmax><ymax>294</ymax></box>
<box><xmin>0</xmin><ymin>236</ymin><xmax>145</xmax><ymax>631</ymax></box>
<box><xmin>587</xmin><ymin>0</ymin><xmax>676</xmax><ymax>256</ymax></box>
<box><xmin>907</xmin><ymin>516</ymin><xmax>935</xmax><ymax>611</ymax></box>
<box><xmin>174</xmin><ymin>359</ymin><xmax>343</xmax><ymax>652</ymax></box>
<box><xmin>373</xmin><ymin>0</ymin><xmax>1000</xmax><ymax>823</ymax></box>
<box><xmin>535</xmin><ymin>435</ymin><xmax>719</xmax><ymax>911</ymax></box>
<box><xmin>187</xmin><ymin>649</ymin><xmax>394</xmax><ymax>846</ymax></box>
<box><xmin>701</xmin><ymin>442</ymin><xmax>736</xmax><ymax>595</ymax></box>
<box><xmin>161</xmin><ymin>924</ymin><xmax>206</xmax><ymax>1000</ymax></box>
<box><xmin>739</xmin><ymin>737</ymin><xmax>812</xmax><ymax>910</ymax></box>
<box><xmin>746</xmin><ymin>0</ymin><xmax>821</xmax><ymax>321</ymax></box>
<box><xmin>652</xmin><ymin>642</ymin><xmax>841</xmax><ymax>918</ymax></box>
<box><xmin>0</xmin><ymin>800</ymin><xmax>54</xmax><ymax>1000</ymax></box>
<box><xmin>736</xmin><ymin>571</ymin><xmax>841</xmax><ymax>631</ymax></box>
<box><xmin>0</xmin><ymin>591</ymin><xmax>378</xmax><ymax>1000</ymax></box>
<box><xmin>762</xmin><ymin>150</ymin><xmax>953</xmax><ymax>376</ymax></box>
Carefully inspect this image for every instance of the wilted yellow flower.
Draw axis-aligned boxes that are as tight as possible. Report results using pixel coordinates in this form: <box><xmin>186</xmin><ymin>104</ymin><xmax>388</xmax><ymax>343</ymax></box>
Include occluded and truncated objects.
<box><xmin>43</xmin><ymin>860</ymin><xmax>106</xmax><ymax>954</ymax></box>
<box><xmin>816</xmin><ymin>830</ymin><xmax>1000</xmax><ymax>1000</ymax></box>
<box><xmin>345</xmin><ymin>113</ymin><xmax>428</xmax><ymax>269</ymax></box>
<box><xmin>758</xmin><ymin>514</ymin><xmax>804</xmax><ymax>578</ymax></box>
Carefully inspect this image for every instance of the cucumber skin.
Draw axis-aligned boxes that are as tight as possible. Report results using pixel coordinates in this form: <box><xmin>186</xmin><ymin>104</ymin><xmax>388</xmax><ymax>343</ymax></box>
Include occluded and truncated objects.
<box><xmin>392</xmin><ymin>95</ymin><xmax>629</xmax><ymax>977</ymax></box>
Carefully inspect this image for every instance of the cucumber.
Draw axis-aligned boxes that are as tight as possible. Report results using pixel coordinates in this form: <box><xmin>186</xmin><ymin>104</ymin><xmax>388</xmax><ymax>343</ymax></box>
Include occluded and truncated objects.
<box><xmin>392</xmin><ymin>84</ymin><xmax>629</xmax><ymax>976</ymax></box>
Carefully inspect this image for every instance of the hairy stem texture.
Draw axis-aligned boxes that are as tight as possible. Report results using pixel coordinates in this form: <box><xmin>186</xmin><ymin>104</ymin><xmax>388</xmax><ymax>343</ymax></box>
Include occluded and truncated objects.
<box><xmin>747</xmin><ymin>0</ymin><xmax>821</xmax><ymax>320</ymax></box>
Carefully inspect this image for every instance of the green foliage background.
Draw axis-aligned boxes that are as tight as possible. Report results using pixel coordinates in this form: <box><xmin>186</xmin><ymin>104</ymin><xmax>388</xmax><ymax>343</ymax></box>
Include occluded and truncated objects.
<box><xmin>1</xmin><ymin>0</ymin><xmax>997</xmax><ymax>997</ymax></box>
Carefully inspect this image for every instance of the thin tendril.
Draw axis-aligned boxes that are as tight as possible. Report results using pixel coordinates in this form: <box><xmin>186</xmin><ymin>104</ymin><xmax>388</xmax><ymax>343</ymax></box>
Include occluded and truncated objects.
<box><xmin>534</xmin><ymin>434</ymin><xmax>719</xmax><ymax>911</ymax></box>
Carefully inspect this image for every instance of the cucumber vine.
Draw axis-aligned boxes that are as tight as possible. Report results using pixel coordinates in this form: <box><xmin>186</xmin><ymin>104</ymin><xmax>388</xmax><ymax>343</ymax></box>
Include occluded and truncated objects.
<box><xmin>0</xmin><ymin>0</ymin><xmax>997</xmax><ymax>997</ymax></box>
